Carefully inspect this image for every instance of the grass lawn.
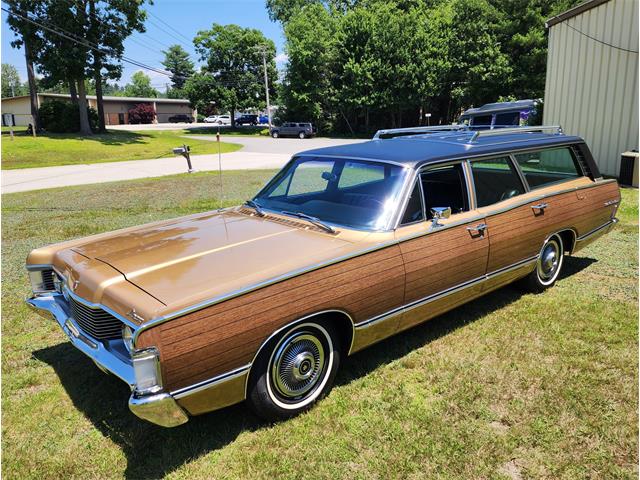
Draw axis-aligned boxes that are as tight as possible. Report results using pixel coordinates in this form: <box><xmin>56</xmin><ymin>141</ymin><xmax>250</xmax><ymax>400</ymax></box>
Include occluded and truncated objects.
<box><xmin>1</xmin><ymin>173</ymin><xmax>637</xmax><ymax>479</ymax></box>
<box><xmin>1</xmin><ymin>125</ymin><xmax>28</xmax><ymax>133</ymax></box>
<box><xmin>186</xmin><ymin>125</ymin><xmax>271</xmax><ymax>136</ymax></box>
<box><xmin>1</xmin><ymin>129</ymin><xmax>242</xmax><ymax>170</ymax></box>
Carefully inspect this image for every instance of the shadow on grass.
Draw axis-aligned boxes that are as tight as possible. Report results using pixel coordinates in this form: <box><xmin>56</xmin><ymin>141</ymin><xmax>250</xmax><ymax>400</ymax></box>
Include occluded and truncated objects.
<box><xmin>37</xmin><ymin>130</ymin><xmax>151</xmax><ymax>146</ymax></box>
<box><xmin>32</xmin><ymin>255</ymin><xmax>596</xmax><ymax>479</ymax></box>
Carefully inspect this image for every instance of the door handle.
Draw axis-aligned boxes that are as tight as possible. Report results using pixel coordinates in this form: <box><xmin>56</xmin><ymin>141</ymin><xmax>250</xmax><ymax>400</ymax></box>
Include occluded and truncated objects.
<box><xmin>603</xmin><ymin>199</ymin><xmax>619</xmax><ymax>207</ymax></box>
<box><xmin>531</xmin><ymin>202</ymin><xmax>548</xmax><ymax>211</ymax></box>
<box><xmin>466</xmin><ymin>223</ymin><xmax>488</xmax><ymax>233</ymax></box>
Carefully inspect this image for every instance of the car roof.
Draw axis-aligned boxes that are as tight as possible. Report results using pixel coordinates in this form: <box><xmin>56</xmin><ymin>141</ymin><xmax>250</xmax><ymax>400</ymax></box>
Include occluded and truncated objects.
<box><xmin>295</xmin><ymin>131</ymin><xmax>583</xmax><ymax>169</ymax></box>
<box><xmin>461</xmin><ymin>99</ymin><xmax>537</xmax><ymax>116</ymax></box>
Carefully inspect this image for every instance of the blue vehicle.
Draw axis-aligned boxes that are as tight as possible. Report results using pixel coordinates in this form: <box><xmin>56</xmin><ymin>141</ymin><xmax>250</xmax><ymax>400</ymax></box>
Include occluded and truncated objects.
<box><xmin>459</xmin><ymin>99</ymin><xmax>539</xmax><ymax>130</ymax></box>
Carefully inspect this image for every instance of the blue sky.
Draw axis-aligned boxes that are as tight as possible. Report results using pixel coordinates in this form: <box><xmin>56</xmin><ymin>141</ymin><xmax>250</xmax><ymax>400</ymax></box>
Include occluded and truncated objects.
<box><xmin>1</xmin><ymin>0</ymin><xmax>286</xmax><ymax>91</ymax></box>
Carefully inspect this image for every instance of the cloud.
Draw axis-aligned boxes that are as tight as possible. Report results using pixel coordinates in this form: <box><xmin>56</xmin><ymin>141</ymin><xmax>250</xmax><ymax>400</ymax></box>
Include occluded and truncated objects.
<box><xmin>275</xmin><ymin>53</ymin><xmax>289</xmax><ymax>64</ymax></box>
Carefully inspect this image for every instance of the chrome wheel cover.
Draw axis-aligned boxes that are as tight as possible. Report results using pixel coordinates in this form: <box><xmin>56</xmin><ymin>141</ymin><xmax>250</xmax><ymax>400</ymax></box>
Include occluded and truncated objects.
<box><xmin>537</xmin><ymin>238</ymin><xmax>561</xmax><ymax>284</ymax></box>
<box><xmin>271</xmin><ymin>332</ymin><xmax>325</xmax><ymax>399</ymax></box>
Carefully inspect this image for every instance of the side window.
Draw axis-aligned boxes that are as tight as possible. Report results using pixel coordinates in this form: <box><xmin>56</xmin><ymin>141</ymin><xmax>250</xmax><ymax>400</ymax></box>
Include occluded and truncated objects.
<box><xmin>286</xmin><ymin>160</ymin><xmax>335</xmax><ymax>196</ymax></box>
<box><xmin>514</xmin><ymin>147</ymin><xmax>583</xmax><ymax>189</ymax></box>
<box><xmin>470</xmin><ymin>157</ymin><xmax>525</xmax><ymax>207</ymax></box>
<box><xmin>421</xmin><ymin>163</ymin><xmax>469</xmax><ymax>218</ymax></box>
<box><xmin>471</xmin><ymin>115</ymin><xmax>492</xmax><ymax>126</ymax></box>
<box><xmin>400</xmin><ymin>181</ymin><xmax>424</xmax><ymax>225</ymax></box>
<box><xmin>495</xmin><ymin>112</ymin><xmax>520</xmax><ymax>126</ymax></box>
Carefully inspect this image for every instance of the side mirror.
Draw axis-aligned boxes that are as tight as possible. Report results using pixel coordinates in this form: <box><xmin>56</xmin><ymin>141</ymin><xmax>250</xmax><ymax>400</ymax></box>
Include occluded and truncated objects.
<box><xmin>321</xmin><ymin>171</ymin><xmax>337</xmax><ymax>182</ymax></box>
<box><xmin>430</xmin><ymin>206</ymin><xmax>451</xmax><ymax>227</ymax></box>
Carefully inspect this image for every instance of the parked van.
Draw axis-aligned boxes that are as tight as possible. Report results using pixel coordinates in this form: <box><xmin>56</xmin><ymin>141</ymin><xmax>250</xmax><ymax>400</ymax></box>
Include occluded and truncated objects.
<box><xmin>459</xmin><ymin>99</ymin><xmax>539</xmax><ymax>130</ymax></box>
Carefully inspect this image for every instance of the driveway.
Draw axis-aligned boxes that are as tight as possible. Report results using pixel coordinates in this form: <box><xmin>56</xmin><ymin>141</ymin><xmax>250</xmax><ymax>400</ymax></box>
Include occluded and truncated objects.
<box><xmin>1</xmin><ymin>135</ymin><xmax>366</xmax><ymax>194</ymax></box>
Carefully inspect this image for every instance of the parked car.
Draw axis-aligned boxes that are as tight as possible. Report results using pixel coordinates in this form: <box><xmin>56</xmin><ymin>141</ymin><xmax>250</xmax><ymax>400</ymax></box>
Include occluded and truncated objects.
<box><xmin>258</xmin><ymin>114</ymin><xmax>269</xmax><ymax>124</ymax></box>
<box><xmin>203</xmin><ymin>115</ymin><xmax>219</xmax><ymax>123</ymax></box>
<box><xmin>459</xmin><ymin>99</ymin><xmax>539</xmax><ymax>130</ymax></box>
<box><xmin>236</xmin><ymin>114</ymin><xmax>259</xmax><ymax>126</ymax></box>
<box><xmin>271</xmin><ymin>122</ymin><xmax>316</xmax><ymax>139</ymax></box>
<box><xmin>26</xmin><ymin>126</ymin><xmax>619</xmax><ymax>427</ymax></box>
<box><xmin>168</xmin><ymin>114</ymin><xmax>193</xmax><ymax>123</ymax></box>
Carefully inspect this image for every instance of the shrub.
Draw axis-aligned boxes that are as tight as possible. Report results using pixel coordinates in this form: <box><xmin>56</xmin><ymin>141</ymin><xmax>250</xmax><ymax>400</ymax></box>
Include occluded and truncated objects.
<box><xmin>128</xmin><ymin>103</ymin><xmax>156</xmax><ymax>124</ymax></box>
<box><xmin>39</xmin><ymin>99</ymin><xmax>99</xmax><ymax>133</ymax></box>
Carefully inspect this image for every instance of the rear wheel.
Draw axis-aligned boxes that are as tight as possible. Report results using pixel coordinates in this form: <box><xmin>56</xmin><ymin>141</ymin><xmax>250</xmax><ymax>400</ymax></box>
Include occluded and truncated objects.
<box><xmin>298</xmin><ymin>131</ymin><xmax>306</xmax><ymax>139</ymax></box>
<box><xmin>520</xmin><ymin>234</ymin><xmax>564</xmax><ymax>293</ymax></box>
<box><xmin>247</xmin><ymin>321</ymin><xmax>340</xmax><ymax>421</ymax></box>
<box><xmin>272</xmin><ymin>131</ymin><xmax>279</xmax><ymax>138</ymax></box>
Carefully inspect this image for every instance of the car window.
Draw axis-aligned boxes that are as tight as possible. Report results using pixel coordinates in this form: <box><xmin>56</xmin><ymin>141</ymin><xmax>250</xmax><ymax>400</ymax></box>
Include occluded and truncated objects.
<box><xmin>285</xmin><ymin>160</ymin><xmax>335</xmax><ymax>196</ymax></box>
<box><xmin>421</xmin><ymin>163</ymin><xmax>469</xmax><ymax>218</ymax></box>
<box><xmin>470</xmin><ymin>157</ymin><xmax>525</xmax><ymax>207</ymax></box>
<box><xmin>495</xmin><ymin>112</ymin><xmax>520</xmax><ymax>126</ymax></box>
<box><xmin>338</xmin><ymin>162</ymin><xmax>385</xmax><ymax>189</ymax></box>
<box><xmin>472</xmin><ymin>115</ymin><xmax>492</xmax><ymax>126</ymax></box>
<box><xmin>400</xmin><ymin>180</ymin><xmax>424</xmax><ymax>225</ymax></box>
<box><xmin>513</xmin><ymin>147</ymin><xmax>583</xmax><ymax>189</ymax></box>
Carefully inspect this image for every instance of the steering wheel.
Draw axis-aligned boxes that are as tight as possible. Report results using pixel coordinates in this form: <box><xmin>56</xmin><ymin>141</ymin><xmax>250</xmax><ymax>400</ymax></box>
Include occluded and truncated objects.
<box><xmin>500</xmin><ymin>189</ymin><xmax>520</xmax><ymax>201</ymax></box>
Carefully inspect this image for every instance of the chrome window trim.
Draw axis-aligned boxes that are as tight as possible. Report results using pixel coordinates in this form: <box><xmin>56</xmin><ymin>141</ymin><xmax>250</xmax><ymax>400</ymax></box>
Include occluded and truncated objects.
<box><xmin>398</xmin><ymin>176</ymin><xmax>426</xmax><ymax>227</ymax></box>
<box><xmin>294</xmin><ymin>152</ymin><xmax>409</xmax><ymax>169</ymax></box>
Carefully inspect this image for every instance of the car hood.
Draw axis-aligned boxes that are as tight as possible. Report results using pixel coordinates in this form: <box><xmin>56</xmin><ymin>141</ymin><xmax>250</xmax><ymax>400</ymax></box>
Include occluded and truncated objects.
<box><xmin>70</xmin><ymin>209</ymin><xmax>361</xmax><ymax>315</ymax></box>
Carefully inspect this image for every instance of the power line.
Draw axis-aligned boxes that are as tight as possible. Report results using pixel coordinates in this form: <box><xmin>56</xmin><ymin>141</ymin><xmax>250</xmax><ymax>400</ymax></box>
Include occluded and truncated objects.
<box><xmin>146</xmin><ymin>9</ymin><xmax>192</xmax><ymax>44</ymax></box>
<box><xmin>564</xmin><ymin>22</ymin><xmax>639</xmax><ymax>54</ymax></box>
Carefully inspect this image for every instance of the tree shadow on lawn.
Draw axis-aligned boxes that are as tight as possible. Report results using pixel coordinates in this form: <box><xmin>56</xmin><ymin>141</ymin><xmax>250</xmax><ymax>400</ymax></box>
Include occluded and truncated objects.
<box><xmin>32</xmin><ymin>255</ymin><xmax>596</xmax><ymax>479</ymax></box>
<box><xmin>34</xmin><ymin>130</ymin><xmax>151</xmax><ymax>146</ymax></box>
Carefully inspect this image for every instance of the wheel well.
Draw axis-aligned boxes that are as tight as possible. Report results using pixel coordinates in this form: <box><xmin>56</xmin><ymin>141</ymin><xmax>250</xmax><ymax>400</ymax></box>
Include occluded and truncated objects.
<box><xmin>556</xmin><ymin>229</ymin><xmax>577</xmax><ymax>254</ymax></box>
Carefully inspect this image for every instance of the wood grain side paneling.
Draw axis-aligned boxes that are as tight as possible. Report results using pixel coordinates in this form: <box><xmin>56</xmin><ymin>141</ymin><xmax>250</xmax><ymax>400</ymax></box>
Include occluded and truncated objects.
<box><xmin>139</xmin><ymin>245</ymin><xmax>406</xmax><ymax>391</ymax></box>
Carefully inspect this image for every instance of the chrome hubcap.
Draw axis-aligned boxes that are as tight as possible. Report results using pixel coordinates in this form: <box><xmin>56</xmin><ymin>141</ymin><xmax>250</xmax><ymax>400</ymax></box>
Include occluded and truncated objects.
<box><xmin>538</xmin><ymin>240</ymin><xmax>560</xmax><ymax>280</ymax></box>
<box><xmin>272</xmin><ymin>333</ymin><xmax>325</xmax><ymax>399</ymax></box>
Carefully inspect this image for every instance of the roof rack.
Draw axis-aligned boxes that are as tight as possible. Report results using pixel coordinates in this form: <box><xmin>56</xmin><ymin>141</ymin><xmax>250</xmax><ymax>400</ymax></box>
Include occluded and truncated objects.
<box><xmin>469</xmin><ymin>125</ymin><xmax>563</xmax><ymax>142</ymax></box>
<box><xmin>372</xmin><ymin>125</ymin><xmax>466</xmax><ymax>139</ymax></box>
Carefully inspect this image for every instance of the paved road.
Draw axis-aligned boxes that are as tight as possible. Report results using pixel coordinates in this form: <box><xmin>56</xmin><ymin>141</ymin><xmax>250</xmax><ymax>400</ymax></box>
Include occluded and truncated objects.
<box><xmin>2</xmin><ymin>135</ymin><xmax>366</xmax><ymax>194</ymax></box>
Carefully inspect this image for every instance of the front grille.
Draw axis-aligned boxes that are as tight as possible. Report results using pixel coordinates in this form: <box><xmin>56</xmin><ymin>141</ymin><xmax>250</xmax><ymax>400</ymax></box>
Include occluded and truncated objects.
<box><xmin>69</xmin><ymin>296</ymin><xmax>123</xmax><ymax>340</ymax></box>
<box><xmin>41</xmin><ymin>269</ymin><xmax>56</xmax><ymax>291</ymax></box>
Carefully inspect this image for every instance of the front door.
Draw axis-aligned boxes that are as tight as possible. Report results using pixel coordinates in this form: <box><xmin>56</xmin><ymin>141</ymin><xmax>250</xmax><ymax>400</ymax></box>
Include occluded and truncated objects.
<box><xmin>395</xmin><ymin>162</ymin><xmax>490</xmax><ymax>332</ymax></box>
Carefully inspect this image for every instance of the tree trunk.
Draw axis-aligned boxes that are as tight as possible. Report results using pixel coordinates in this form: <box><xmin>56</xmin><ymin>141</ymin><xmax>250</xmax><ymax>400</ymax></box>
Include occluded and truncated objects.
<box><xmin>24</xmin><ymin>40</ymin><xmax>40</xmax><ymax>130</ymax></box>
<box><xmin>69</xmin><ymin>80</ymin><xmax>78</xmax><ymax>104</ymax></box>
<box><xmin>88</xmin><ymin>0</ymin><xmax>106</xmax><ymax>132</ymax></box>
<box><xmin>76</xmin><ymin>77</ymin><xmax>93</xmax><ymax>135</ymax></box>
<box><xmin>230</xmin><ymin>105</ymin><xmax>236</xmax><ymax>128</ymax></box>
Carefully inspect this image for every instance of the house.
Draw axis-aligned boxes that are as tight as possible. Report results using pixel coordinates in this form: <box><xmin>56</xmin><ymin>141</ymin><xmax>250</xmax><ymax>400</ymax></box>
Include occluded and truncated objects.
<box><xmin>1</xmin><ymin>93</ymin><xmax>196</xmax><ymax>126</ymax></box>
<box><xmin>543</xmin><ymin>0</ymin><xmax>638</xmax><ymax>177</ymax></box>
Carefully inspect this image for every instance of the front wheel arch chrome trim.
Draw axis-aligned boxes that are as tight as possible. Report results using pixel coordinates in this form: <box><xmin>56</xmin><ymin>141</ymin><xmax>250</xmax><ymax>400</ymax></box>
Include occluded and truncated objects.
<box><xmin>243</xmin><ymin>309</ymin><xmax>355</xmax><ymax>399</ymax></box>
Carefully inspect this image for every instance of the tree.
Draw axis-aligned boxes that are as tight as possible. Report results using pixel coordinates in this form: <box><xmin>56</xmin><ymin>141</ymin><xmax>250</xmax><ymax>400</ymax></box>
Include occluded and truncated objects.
<box><xmin>161</xmin><ymin>45</ymin><xmax>194</xmax><ymax>90</ymax></box>
<box><xmin>127</xmin><ymin>103</ymin><xmax>155</xmax><ymax>123</ymax></box>
<box><xmin>5</xmin><ymin>0</ymin><xmax>45</xmax><ymax>129</ymax></box>
<box><xmin>193</xmin><ymin>24</ymin><xmax>277</xmax><ymax>127</ymax></box>
<box><xmin>1</xmin><ymin>64</ymin><xmax>25</xmax><ymax>97</ymax></box>
<box><xmin>123</xmin><ymin>71</ymin><xmax>158</xmax><ymax>98</ymax></box>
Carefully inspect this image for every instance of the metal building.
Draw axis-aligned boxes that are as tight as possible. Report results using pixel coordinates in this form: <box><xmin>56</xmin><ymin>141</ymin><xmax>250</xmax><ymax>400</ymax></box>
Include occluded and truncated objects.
<box><xmin>544</xmin><ymin>0</ymin><xmax>638</xmax><ymax>177</ymax></box>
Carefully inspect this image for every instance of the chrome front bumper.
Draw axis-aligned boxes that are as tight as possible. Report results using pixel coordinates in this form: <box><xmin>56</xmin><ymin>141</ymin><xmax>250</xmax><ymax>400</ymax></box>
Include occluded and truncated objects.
<box><xmin>26</xmin><ymin>293</ymin><xmax>188</xmax><ymax>427</ymax></box>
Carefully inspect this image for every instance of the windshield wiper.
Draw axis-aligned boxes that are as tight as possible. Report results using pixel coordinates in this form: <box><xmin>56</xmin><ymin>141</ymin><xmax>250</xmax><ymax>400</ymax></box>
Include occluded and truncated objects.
<box><xmin>280</xmin><ymin>211</ymin><xmax>336</xmax><ymax>234</ymax></box>
<box><xmin>244</xmin><ymin>199</ymin><xmax>265</xmax><ymax>217</ymax></box>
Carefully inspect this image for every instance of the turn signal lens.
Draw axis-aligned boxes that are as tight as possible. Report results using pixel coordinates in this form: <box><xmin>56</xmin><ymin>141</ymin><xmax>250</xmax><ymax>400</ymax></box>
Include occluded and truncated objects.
<box><xmin>132</xmin><ymin>348</ymin><xmax>162</xmax><ymax>395</ymax></box>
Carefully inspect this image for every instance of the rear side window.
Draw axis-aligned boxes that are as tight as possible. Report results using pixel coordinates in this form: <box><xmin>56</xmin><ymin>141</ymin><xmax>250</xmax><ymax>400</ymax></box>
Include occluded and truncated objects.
<box><xmin>470</xmin><ymin>157</ymin><xmax>525</xmax><ymax>207</ymax></box>
<box><xmin>472</xmin><ymin>115</ymin><xmax>492</xmax><ymax>126</ymax></box>
<box><xmin>514</xmin><ymin>147</ymin><xmax>583</xmax><ymax>189</ymax></box>
<box><xmin>495</xmin><ymin>112</ymin><xmax>520</xmax><ymax>126</ymax></box>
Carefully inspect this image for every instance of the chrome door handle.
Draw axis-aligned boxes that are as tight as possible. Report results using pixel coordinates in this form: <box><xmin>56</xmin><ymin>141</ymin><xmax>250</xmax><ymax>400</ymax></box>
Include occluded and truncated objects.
<box><xmin>531</xmin><ymin>202</ymin><xmax>548</xmax><ymax>211</ymax></box>
<box><xmin>466</xmin><ymin>223</ymin><xmax>488</xmax><ymax>233</ymax></box>
<box><xmin>604</xmin><ymin>199</ymin><xmax>619</xmax><ymax>207</ymax></box>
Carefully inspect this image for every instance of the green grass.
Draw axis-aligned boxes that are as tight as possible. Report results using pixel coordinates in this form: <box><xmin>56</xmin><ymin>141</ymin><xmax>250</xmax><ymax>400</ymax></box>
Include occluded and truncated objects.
<box><xmin>2</xmin><ymin>125</ymin><xmax>28</xmax><ymax>133</ymax></box>
<box><xmin>1</xmin><ymin>129</ymin><xmax>242</xmax><ymax>170</ymax></box>
<box><xmin>186</xmin><ymin>125</ymin><xmax>271</xmax><ymax>136</ymax></box>
<box><xmin>1</xmin><ymin>175</ymin><xmax>637</xmax><ymax>479</ymax></box>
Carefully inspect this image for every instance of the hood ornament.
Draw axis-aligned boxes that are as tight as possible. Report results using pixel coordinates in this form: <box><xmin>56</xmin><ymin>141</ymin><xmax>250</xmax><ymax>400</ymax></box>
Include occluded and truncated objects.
<box><xmin>72</xmin><ymin>279</ymin><xmax>80</xmax><ymax>291</ymax></box>
<box><xmin>127</xmin><ymin>309</ymin><xmax>144</xmax><ymax>323</ymax></box>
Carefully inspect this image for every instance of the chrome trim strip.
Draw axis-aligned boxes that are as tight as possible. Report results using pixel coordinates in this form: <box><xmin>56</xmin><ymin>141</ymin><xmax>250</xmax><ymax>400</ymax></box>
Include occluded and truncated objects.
<box><xmin>353</xmin><ymin>255</ymin><xmax>538</xmax><ymax>329</ymax></box>
<box><xmin>172</xmin><ymin>364</ymin><xmax>251</xmax><ymax>399</ymax></box>
<box><xmin>395</xmin><ymin>213</ymin><xmax>487</xmax><ymax>243</ymax></box>
<box><xmin>26</xmin><ymin>264</ymin><xmax>53</xmax><ymax>271</ymax></box>
<box><xmin>294</xmin><ymin>152</ymin><xmax>410</xmax><ymax>168</ymax></box>
<box><xmin>576</xmin><ymin>218</ymin><xmax>618</xmax><ymax>241</ymax></box>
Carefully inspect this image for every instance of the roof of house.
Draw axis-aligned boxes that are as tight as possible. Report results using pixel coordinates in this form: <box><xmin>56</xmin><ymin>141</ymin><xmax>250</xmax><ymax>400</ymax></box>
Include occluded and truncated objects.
<box><xmin>296</xmin><ymin>131</ymin><xmax>583</xmax><ymax>168</ymax></box>
<box><xmin>1</xmin><ymin>93</ymin><xmax>190</xmax><ymax>103</ymax></box>
<box><xmin>545</xmin><ymin>0</ymin><xmax>610</xmax><ymax>27</ymax></box>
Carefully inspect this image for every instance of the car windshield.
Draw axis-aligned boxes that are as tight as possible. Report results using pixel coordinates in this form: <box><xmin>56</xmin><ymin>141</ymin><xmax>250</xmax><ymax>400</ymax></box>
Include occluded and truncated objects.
<box><xmin>253</xmin><ymin>156</ymin><xmax>410</xmax><ymax>230</ymax></box>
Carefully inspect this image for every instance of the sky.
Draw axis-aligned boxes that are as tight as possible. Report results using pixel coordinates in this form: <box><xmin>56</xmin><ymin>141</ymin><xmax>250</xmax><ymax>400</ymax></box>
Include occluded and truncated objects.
<box><xmin>0</xmin><ymin>0</ymin><xmax>287</xmax><ymax>91</ymax></box>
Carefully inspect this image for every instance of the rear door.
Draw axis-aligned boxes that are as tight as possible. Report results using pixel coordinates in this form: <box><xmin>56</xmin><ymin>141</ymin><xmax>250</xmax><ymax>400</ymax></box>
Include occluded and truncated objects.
<box><xmin>395</xmin><ymin>162</ymin><xmax>490</xmax><ymax>332</ymax></box>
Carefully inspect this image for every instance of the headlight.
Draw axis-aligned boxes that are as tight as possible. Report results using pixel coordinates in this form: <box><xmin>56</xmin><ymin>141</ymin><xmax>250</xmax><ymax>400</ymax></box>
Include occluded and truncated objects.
<box><xmin>122</xmin><ymin>325</ymin><xmax>134</xmax><ymax>353</ymax></box>
<box><xmin>132</xmin><ymin>348</ymin><xmax>162</xmax><ymax>395</ymax></box>
<box><xmin>28</xmin><ymin>268</ymin><xmax>55</xmax><ymax>294</ymax></box>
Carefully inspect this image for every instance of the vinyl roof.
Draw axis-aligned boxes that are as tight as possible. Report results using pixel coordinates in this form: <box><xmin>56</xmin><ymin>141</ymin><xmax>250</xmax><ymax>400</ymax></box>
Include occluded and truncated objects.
<box><xmin>296</xmin><ymin>132</ymin><xmax>583</xmax><ymax>168</ymax></box>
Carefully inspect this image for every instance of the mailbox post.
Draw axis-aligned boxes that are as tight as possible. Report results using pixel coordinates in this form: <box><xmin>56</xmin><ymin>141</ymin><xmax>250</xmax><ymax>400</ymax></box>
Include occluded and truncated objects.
<box><xmin>173</xmin><ymin>144</ymin><xmax>194</xmax><ymax>173</ymax></box>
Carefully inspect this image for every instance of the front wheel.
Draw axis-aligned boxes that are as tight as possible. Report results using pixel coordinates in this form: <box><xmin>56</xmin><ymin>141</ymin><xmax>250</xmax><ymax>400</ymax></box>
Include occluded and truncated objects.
<box><xmin>298</xmin><ymin>131</ymin><xmax>306</xmax><ymax>139</ymax></box>
<box><xmin>271</xmin><ymin>131</ymin><xmax>279</xmax><ymax>138</ymax></box>
<box><xmin>247</xmin><ymin>321</ymin><xmax>340</xmax><ymax>421</ymax></box>
<box><xmin>520</xmin><ymin>234</ymin><xmax>564</xmax><ymax>293</ymax></box>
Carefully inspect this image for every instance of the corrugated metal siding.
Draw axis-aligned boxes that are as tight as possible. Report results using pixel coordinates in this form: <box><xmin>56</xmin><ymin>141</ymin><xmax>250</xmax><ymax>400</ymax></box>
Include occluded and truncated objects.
<box><xmin>544</xmin><ymin>0</ymin><xmax>638</xmax><ymax>177</ymax></box>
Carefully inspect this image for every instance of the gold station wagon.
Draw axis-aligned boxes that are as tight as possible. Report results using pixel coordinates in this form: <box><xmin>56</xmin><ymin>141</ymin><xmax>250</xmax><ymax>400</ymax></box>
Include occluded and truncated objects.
<box><xmin>26</xmin><ymin>126</ymin><xmax>620</xmax><ymax>427</ymax></box>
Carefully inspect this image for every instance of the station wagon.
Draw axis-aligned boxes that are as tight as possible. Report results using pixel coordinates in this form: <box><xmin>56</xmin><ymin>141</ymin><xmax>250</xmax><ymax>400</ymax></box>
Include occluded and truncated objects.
<box><xmin>26</xmin><ymin>126</ymin><xmax>620</xmax><ymax>426</ymax></box>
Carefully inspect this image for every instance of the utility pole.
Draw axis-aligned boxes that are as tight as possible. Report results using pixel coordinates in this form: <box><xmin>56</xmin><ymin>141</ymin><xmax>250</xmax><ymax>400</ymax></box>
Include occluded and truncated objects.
<box><xmin>257</xmin><ymin>46</ymin><xmax>272</xmax><ymax>129</ymax></box>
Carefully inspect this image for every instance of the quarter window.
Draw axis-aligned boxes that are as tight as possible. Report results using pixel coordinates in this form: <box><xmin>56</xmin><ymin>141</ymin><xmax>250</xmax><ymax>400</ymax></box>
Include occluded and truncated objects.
<box><xmin>514</xmin><ymin>147</ymin><xmax>582</xmax><ymax>189</ymax></box>
<box><xmin>470</xmin><ymin>157</ymin><xmax>525</xmax><ymax>207</ymax></box>
<box><xmin>400</xmin><ymin>181</ymin><xmax>424</xmax><ymax>224</ymax></box>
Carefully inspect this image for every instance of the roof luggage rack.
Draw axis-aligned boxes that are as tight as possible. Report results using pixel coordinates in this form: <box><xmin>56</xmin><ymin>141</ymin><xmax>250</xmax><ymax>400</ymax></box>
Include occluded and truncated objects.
<box><xmin>373</xmin><ymin>125</ymin><xmax>466</xmax><ymax>139</ymax></box>
<box><xmin>469</xmin><ymin>125</ymin><xmax>563</xmax><ymax>142</ymax></box>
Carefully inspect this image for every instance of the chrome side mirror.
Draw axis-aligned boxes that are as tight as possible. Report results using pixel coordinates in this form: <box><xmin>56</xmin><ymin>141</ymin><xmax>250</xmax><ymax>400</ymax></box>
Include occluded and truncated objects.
<box><xmin>431</xmin><ymin>206</ymin><xmax>451</xmax><ymax>227</ymax></box>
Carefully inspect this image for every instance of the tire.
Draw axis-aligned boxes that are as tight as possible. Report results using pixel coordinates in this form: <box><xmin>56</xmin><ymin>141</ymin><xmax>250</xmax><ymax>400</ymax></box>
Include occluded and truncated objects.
<box><xmin>247</xmin><ymin>321</ymin><xmax>341</xmax><ymax>421</ymax></box>
<box><xmin>298</xmin><ymin>131</ymin><xmax>306</xmax><ymax>139</ymax></box>
<box><xmin>272</xmin><ymin>131</ymin><xmax>279</xmax><ymax>138</ymax></box>
<box><xmin>520</xmin><ymin>234</ymin><xmax>564</xmax><ymax>293</ymax></box>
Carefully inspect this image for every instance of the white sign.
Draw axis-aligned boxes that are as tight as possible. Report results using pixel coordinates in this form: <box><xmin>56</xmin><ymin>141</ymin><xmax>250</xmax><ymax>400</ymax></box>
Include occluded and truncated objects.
<box><xmin>424</xmin><ymin>113</ymin><xmax>432</xmax><ymax>118</ymax></box>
